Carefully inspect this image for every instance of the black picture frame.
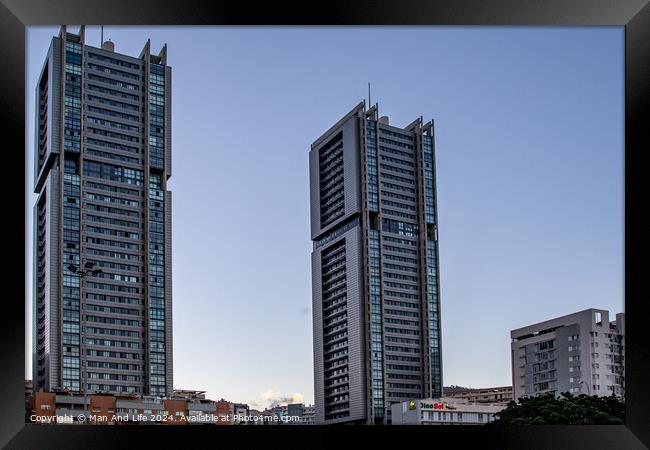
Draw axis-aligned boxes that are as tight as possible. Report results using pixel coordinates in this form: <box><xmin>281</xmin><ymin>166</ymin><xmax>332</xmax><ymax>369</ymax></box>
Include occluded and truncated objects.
<box><xmin>1</xmin><ymin>0</ymin><xmax>648</xmax><ymax>448</ymax></box>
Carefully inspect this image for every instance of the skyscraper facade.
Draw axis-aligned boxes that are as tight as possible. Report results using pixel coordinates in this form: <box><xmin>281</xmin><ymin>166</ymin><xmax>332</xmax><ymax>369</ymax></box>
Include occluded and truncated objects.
<box><xmin>32</xmin><ymin>26</ymin><xmax>173</xmax><ymax>397</ymax></box>
<box><xmin>310</xmin><ymin>102</ymin><xmax>442</xmax><ymax>424</ymax></box>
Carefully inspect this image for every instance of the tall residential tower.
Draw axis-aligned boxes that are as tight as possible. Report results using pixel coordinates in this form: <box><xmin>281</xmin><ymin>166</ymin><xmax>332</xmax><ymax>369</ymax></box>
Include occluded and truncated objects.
<box><xmin>310</xmin><ymin>102</ymin><xmax>442</xmax><ymax>424</ymax></box>
<box><xmin>32</xmin><ymin>26</ymin><xmax>173</xmax><ymax>397</ymax></box>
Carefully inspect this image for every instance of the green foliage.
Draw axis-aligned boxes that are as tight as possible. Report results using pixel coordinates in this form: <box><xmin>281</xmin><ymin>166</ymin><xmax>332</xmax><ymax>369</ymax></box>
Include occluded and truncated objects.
<box><xmin>491</xmin><ymin>392</ymin><xmax>625</xmax><ymax>425</ymax></box>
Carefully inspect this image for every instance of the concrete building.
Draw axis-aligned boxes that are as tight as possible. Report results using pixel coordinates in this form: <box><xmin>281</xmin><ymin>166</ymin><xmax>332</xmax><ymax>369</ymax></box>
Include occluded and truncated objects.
<box><xmin>248</xmin><ymin>409</ymin><xmax>262</xmax><ymax>424</ymax></box>
<box><xmin>286</xmin><ymin>403</ymin><xmax>304</xmax><ymax>424</ymax></box>
<box><xmin>443</xmin><ymin>385</ymin><xmax>513</xmax><ymax>405</ymax></box>
<box><xmin>263</xmin><ymin>404</ymin><xmax>307</xmax><ymax>425</ymax></box>
<box><xmin>211</xmin><ymin>399</ymin><xmax>253</xmax><ymax>425</ymax></box>
<box><xmin>310</xmin><ymin>102</ymin><xmax>443</xmax><ymax>424</ymax></box>
<box><xmin>214</xmin><ymin>399</ymin><xmax>232</xmax><ymax>425</ymax></box>
<box><xmin>271</xmin><ymin>404</ymin><xmax>289</xmax><ymax>421</ymax></box>
<box><xmin>301</xmin><ymin>404</ymin><xmax>315</xmax><ymax>424</ymax></box>
<box><xmin>511</xmin><ymin>309</ymin><xmax>625</xmax><ymax>400</ymax></box>
<box><xmin>29</xmin><ymin>389</ymin><xmax>216</xmax><ymax>425</ymax></box>
<box><xmin>391</xmin><ymin>398</ymin><xmax>504</xmax><ymax>425</ymax></box>
<box><xmin>172</xmin><ymin>389</ymin><xmax>207</xmax><ymax>400</ymax></box>
<box><xmin>287</xmin><ymin>402</ymin><xmax>304</xmax><ymax>418</ymax></box>
<box><xmin>232</xmin><ymin>402</ymin><xmax>250</xmax><ymax>424</ymax></box>
<box><xmin>260</xmin><ymin>409</ymin><xmax>277</xmax><ymax>425</ymax></box>
<box><xmin>32</xmin><ymin>26</ymin><xmax>173</xmax><ymax>397</ymax></box>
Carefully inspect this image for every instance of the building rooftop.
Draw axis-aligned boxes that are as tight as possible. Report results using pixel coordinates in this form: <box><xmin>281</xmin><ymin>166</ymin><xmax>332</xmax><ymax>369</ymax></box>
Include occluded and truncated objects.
<box><xmin>511</xmin><ymin>308</ymin><xmax>624</xmax><ymax>340</ymax></box>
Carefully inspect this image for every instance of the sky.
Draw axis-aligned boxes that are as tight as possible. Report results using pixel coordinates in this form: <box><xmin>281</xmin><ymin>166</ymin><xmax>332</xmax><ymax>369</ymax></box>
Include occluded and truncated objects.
<box><xmin>25</xmin><ymin>26</ymin><xmax>623</xmax><ymax>409</ymax></box>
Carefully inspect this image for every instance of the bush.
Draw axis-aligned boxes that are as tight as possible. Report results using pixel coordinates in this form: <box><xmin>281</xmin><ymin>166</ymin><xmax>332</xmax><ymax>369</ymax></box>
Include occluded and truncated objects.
<box><xmin>491</xmin><ymin>392</ymin><xmax>624</xmax><ymax>425</ymax></box>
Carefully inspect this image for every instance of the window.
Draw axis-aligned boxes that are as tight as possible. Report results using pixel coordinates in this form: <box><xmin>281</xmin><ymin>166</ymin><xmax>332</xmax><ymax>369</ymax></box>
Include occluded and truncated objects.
<box><xmin>381</xmin><ymin>218</ymin><xmax>419</xmax><ymax>237</ymax></box>
<box><xmin>594</xmin><ymin>311</ymin><xmax>602</xmax><ymax>324</ymax></box>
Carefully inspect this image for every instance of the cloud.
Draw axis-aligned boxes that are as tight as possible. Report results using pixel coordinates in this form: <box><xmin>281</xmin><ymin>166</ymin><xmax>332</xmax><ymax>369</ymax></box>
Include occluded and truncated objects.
<box><xmin>247</xmin><ymin>399</ymin><xmax>262</xmax><ymax>410</ymax></box>
<box><xmin>259</xmin><ymin>389</ymin><xmax>305</xmax><ymax>409</ymax></box>
<box><xmin>260</xmin><ymin>389</ymin><xmax>281</xmax><ymax>402</ymax></box>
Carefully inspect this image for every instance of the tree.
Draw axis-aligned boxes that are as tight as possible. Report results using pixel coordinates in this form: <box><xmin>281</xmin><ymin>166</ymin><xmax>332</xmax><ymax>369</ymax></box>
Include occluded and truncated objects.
<box><xmin>490</xmin><ymin>392</ymin><xmax>625</xmax><ymax>425</ymax></box>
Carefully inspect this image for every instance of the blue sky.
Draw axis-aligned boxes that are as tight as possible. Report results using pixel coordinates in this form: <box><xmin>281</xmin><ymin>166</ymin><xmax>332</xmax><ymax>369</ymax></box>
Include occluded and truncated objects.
<box><xmin>25</xmin><ymin>26</ymin><xmax>623</xmax><ymax>409</ymax></box>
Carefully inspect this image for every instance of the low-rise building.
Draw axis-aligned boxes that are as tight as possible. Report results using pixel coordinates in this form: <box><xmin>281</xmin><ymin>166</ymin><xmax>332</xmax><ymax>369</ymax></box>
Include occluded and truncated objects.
<box><xmin>248</xmin><ymin>409</ymin><xmax>263</xmax><ymax>425</ymax></box>
<box><xmin>29</xmin><ymin>389</ymin><xmax>219</xmax><ymax>425</ymax></box>
<box><xmin>443</xmin><ymin>385</ymin><xmax>513</xmax><ymax>405</ymax></box>
<box><xmin>28</xmin><ymin>389</ymin><xmax>306</xmax><ymax>426</ymax></box>
<box><xmin>260</xmin><ymin>408</ymin><xmax>278</xmax><ymax>425</ymax></box>
<box><xmin>301</xmin><ymin>405</ymin><xmax>315</xmax><ymax>424</ymax></box>
<box><xmin>287</xmin><ymin>403</ymin><xmax>304</xmax><ymax>420</ymax></box>
<box><xmin>391</xmin><ymin>398</ymin><xmax>505</xmax><ymax>425</ymax></box>
<box><xmin>511</xmin><ymin>308</ymin><xmax>625</xmax><ymax>400</ymax></box>
<box><xmin>232</xmin><ymin>403</ymin><xmax>250</xmax><ymax>424</ymax></box>
<box><xmin>255</xmin><ymin>404</ymin><xmax>308</xmax><ymax>425</ymax></box>
<box><xmin>173</xmin><ymin>389</ymin><xmax>207</xmax><ymax>400</ymax></box>
<box><xmin>215</xmin><ymin>399</ymin><xmax>232</xmax><ymax>425</ymax></box>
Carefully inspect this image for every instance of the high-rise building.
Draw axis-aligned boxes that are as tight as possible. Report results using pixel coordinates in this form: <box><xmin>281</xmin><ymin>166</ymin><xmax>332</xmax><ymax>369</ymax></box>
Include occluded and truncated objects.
<box><xmin>309</xmin><ymin>102</ymin><xmax>443</xmax><ymax>424</ymax></box>
<box><xmin>510</xmin><ymin>308</ymin><xmax>625</xmax><ymax>400</ymax></box>
<box><xmin>32</xmin><ymin>26</ymin><xmax>173</xmax><ymax>397</ymax></box>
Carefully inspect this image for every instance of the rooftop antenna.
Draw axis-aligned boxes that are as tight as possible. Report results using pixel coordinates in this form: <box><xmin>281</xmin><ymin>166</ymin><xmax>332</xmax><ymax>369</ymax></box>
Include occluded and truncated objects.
<box><xmin>368</xmin><ymin>82</ymin><xmax>371</xmax><ymax>108</ymax></box>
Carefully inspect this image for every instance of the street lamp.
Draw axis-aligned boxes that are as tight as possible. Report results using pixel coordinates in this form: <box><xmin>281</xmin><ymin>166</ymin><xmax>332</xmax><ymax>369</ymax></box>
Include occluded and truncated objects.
<box><xmin>67</xmin><ymin>260</ymin><xmax>103</xmax><ymax>419</ymax></box>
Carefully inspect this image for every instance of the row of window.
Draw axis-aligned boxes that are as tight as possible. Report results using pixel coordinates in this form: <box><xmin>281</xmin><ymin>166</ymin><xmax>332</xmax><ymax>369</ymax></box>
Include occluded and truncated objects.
<box><xmin>85</xmin><ymin>148</ymin><xmax>141</xmax><ymax>165</ymax></box>
<box><xmin>85</xmin><ymin>190</ymin><xmax>140</xmax><ymax>207</ymax></box>
<box><xmin>86</xmin><ymin>83</ymin><xmax>139</xmax><ymax>102</ymax></box>
<box><xmin>87</xmin><ymin>126</ymin><xmax>140</xmax><ymax>143</ymax></box>
<box><xmin>84</xmin><ymin>214</ymin><xmax>141</xmax><ymax>229</ymax></box>
<box><xmin>83</xmin><ymin>160</ymin><xmax>143</xmax><ymax>186</ymax></box>
<box><xmin>86</xmin><ymin>137</ymin><xmax>141</xmax><ymax>155</ymax></box>
<box><xmin>87</xmin><ymin>62</ymin><xmax>141</xmax><ymax>81</ymax></box>
<box><xmin>85</xmin><ymin>338</ymin><xmax>141</xmax><ymax>349</ymax></box>
<box><xmin>87</xmin><ymin>113</ymin><xmax>140</xmax><ymax>130</ymax></box>
<box><xmin>87</xmin><ymin>94</ymin><xmax>140</xmax><ymax>112</ymax></box>
<box><xmin>87</xmin><ymin>73</ymin><xmax>139</xmax><ymax>91</ymax></box>
<box><xmin>87</xmin><ymin>51</ymin><xmax>141</xmax><ymax>70</ymax></box>
<box><xmin>86</xmin><ymin>104</ymin><xmax>140</xmax><ymax>122</ymax></box>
